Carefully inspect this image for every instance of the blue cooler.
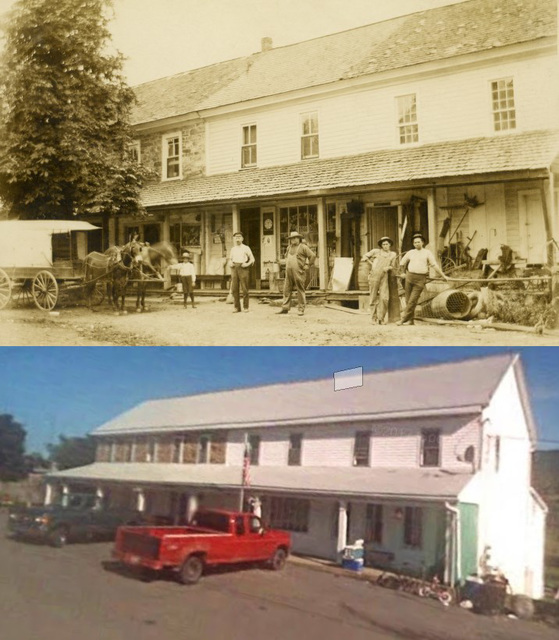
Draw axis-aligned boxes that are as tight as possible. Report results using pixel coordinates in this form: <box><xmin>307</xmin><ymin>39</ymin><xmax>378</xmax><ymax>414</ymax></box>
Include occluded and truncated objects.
<box><xmin>342</xmin><ymin>557</ymin><xmax>364</xmax><ymax>572</ymax></box>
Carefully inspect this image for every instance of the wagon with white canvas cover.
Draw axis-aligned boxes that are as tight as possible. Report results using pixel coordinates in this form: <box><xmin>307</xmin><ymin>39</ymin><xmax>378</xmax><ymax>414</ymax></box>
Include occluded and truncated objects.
<box><xmin>0</xmin><ymin>220</ymin><xmax>103</xmax><ymax>311</ymax></box>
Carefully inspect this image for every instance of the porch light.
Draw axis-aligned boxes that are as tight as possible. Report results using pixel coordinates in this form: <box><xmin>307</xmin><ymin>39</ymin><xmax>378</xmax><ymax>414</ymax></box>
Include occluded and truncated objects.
<box><xmin>394</xmin><ymin>507</ymin><xmax>404</xmax><ymax>520</ymax></box>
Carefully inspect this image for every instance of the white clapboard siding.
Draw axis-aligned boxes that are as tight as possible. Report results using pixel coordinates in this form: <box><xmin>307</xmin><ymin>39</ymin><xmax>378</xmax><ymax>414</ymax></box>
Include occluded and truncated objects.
<box><xmin>206</xmin><ymin>53</ymin><xmax>557</xmax><ymax>176</ymax></box>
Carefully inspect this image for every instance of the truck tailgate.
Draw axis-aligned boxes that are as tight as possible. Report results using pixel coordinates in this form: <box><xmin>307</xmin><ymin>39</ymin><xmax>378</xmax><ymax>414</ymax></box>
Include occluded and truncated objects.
<box><xmin>119</xmin><ymin>529</ymin><xmax>161</xmax><ymax>560</ymax></box>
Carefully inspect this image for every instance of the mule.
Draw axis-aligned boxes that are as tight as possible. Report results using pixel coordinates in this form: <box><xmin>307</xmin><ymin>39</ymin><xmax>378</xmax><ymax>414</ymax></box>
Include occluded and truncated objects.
<box><xmin>131</xmin><ymin>241</ymin><xmax>178</xmax><ymax>312</ymax></box>
<box><xmin>83</xmin><ymin>245</ymin><xmax>139</xmax><ymax>314</ymax></box>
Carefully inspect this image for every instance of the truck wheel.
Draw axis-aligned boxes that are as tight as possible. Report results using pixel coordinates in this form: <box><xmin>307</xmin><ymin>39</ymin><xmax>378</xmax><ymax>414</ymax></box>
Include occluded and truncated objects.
<box><xmin>179</xmin><ymin>555</ymin><xmax>204</xmax><ymax>585</ymax></box>
<box><xmin>49</xmin><ymin>527</ymin><xmax>69</xmax><ymax>548</ymax></box>
<box><xmin>270</xmin><ymin>548</ymin><xmax>287</xmax><ymax>571</ymax></box>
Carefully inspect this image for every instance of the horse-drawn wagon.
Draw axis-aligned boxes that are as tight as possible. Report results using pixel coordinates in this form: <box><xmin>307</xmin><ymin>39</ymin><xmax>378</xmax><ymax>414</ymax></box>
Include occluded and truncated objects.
<box><xmin>0</xmin><ymin>220</ymin><xmax>104</xmax><ymax>311</ymax></box>
<box><xmin>0</xmin><ymin>220</ymin><xmax>178</xmax><ymax>312</ymax></box>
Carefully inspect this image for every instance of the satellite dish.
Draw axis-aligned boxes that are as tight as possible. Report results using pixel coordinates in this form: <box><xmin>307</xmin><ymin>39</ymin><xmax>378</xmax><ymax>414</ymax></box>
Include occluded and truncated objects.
<box><xmin>457</xmin><ymin>445</ymin><xmax>475</xmax><ymax>463</ymax></box>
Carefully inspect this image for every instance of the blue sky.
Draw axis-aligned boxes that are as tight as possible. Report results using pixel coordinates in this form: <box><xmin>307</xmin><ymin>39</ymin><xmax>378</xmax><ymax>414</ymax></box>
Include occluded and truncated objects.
<box><xmin>0</xmin><ymin>347</ymin><xmax>558</xmax><ymax>454</ymax></box>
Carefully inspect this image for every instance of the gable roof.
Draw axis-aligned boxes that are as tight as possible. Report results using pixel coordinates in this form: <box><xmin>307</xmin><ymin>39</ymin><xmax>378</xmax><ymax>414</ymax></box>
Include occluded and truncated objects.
<box><xmin>140</xmin><ymin>129</ymin><xmax>559</xmax><ymax>208</ymax></box>
<box><xmin>92</xmin><ymin>353</ymin><xmax>519</xmax><ymax>436</ymax></box>
<box><xmin>49</xmin><ymin>462</ymin><xmax>473</xmax><ymax>501</ymax></box>
<box><xmin>131</xmin><ymin>0</ymin><xmax>555</xmax><ymax>124</ymax></box>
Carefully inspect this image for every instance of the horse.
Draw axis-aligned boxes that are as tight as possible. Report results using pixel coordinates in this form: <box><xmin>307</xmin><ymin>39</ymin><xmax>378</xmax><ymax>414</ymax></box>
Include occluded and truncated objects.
<box><xmin>83</xmin><ymin>244</ymin><xmax>139</xmax><ymax>314</ymax></box>
<box><xmin>130</xmin><ymin>241</ymin><xmax>178</xmax><ymax>312</ymax></box>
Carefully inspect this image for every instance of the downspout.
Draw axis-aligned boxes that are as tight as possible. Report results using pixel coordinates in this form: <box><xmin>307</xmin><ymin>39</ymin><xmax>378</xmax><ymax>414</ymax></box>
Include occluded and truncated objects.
<box><xmin>445</xmin><ymin>502</ymin><xmax>462</xmax><ymax>586</ymax></box>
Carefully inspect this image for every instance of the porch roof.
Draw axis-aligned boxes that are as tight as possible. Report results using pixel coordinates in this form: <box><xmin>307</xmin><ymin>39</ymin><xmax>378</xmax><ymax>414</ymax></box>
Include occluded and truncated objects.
<box><xmin>49</xmin><ymin>463</ymin><xmax>473</xmax><ymax>501</ymax></box>
<box><xmin>92</xmin><ymin>353</ymin><xmax>515</xmax><ymax>436</ymax></box>
<box><xmin>141</xmin><ymin>129</ymin><xmax>559</xmax><ymax>208</ymax></box>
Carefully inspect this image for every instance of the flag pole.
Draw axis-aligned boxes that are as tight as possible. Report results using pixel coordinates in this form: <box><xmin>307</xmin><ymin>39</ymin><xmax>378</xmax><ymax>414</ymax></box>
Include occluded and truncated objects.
<box><xmin>239</xmin><ymin>432</ymin><xmax>248</xmax><ymax>511</ymax></box>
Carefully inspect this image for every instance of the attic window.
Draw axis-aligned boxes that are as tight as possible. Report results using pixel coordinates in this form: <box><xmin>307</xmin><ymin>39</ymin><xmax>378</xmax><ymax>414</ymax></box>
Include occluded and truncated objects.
<box><xmin>397</xmin><ymin>94</ymin><xmax>419</xmax><ymax>144</ymax></box>
<box><xmin>421</xmin><ymin>429</ymin><xmax>440</xmax><ymax>467</ymax></box>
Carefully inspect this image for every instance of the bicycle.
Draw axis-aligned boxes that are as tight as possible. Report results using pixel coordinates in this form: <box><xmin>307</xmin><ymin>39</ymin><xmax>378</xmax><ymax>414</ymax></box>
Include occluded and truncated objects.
<box><xmin>417</xmin><ymin>575</ymin><xmax>453</xmax><ymax>606</ymax></box>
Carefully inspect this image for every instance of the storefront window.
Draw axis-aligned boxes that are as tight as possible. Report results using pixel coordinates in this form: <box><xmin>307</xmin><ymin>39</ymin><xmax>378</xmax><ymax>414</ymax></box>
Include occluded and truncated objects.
<box><xmin>278</xmin><ymin>204</ymin><xmax>318</xmax><ymax>258</ymax></box>
<box><xmin>170</xmin><ymin>221</ymin><xmax>201</xmax><ymax>254</ymax></box>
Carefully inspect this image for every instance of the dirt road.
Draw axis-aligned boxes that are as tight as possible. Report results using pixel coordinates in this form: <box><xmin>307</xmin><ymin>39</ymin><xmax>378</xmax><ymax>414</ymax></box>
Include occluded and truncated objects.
<box><xmin>1</xmin><ymin>297</ymin><xmax>558</xmax><ymax>346</ymax></box>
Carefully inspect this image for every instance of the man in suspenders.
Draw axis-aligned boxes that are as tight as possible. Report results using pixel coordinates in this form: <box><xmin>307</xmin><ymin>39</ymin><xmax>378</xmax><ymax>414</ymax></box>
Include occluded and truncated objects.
<box><xmin>277</xmin><ymin>231</ymin><xmax>316</xmax><ymax>316</ymax></box>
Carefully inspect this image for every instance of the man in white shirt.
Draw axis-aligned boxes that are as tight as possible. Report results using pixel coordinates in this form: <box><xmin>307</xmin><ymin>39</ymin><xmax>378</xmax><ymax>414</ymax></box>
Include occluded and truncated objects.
<box><xmin>397</xmin><ymin>233</ymin><xmax>448</xmax><ymax>325</ymax></box>
<box><xmin>228</xmin><ymin>231</ymin><xmax>255</xmax><ymax>313</ymax></box>
<box><xmin>174</xmin><ymin>251</ymin><xmax>197</xmax><ymax>308</ymax></box>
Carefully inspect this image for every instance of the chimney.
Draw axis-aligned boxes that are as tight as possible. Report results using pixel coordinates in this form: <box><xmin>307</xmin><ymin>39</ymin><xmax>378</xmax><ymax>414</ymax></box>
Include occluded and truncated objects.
<box><xmin>261</xmin><ymin>37</ymin><xmax>273</xmax><ymax>52</ymax></box>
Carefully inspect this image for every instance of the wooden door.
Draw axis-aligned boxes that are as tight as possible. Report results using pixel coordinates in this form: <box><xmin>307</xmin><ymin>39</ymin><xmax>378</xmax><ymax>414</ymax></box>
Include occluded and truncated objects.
<box><xmin>367</xmin><ymin>206</ymin><xmax>399</xmax><ymax>250</ymax></box>
<box><xmin>240</xmin><ymin>208</ymin><xmax>261</xmax><ymax>287</ymax></box>
<box><xmin>519</xmin><ymin>192</ymin><xmax>547</xmax><ymax>264</ymax></box>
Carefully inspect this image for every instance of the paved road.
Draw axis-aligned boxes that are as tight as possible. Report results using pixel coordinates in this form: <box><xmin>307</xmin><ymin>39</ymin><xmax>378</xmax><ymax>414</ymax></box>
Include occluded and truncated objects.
<box><xmin>0</xmin><ymin>524</ymin><xmax>556</xmax><ymax>640</ymax></box>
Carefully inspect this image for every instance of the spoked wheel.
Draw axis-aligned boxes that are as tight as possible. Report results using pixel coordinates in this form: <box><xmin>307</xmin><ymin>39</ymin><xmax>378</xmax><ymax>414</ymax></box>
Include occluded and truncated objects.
<box><xmin>32</xmin><ymin>271</ymin><xmax>59</xmax><ymax>311</ymax></box>
<box><xmin>0</xmin><ymin>268</ymin><xmax>12</xmax><ymax>309</ymax></box>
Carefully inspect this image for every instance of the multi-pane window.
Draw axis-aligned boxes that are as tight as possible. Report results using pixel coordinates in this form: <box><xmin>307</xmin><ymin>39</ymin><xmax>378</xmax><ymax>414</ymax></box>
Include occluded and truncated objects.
<box><xmin>421</xmin><ymin>429</ymin><xmax>440</xmax><ymax>467</ymax></box>
<box><xmin>198</xmin><ymin>436</ymin><xmax>210</xmax><ymax>464</ymax></box>
<box><xmin>397</xmin><ymin>94</ymin><xmax>419</xmax><ymax>144</ymax></box>
<box><xmin>404</xmin><ymin>506</ymin><xmax>423</xmax><ymax>548</ymax></box>
<box><xmin>491</xmin><ymin>78</ymin><xmax>516</xmax><ymax>132</ymax></box>
<box><xmin>288</xmin><ymin>434</ymin><xmax>302</xmax><ymax>466</ymax></box>
<box><xmin>270</xmin><ymin>497</ymin><xmax>309</xmax><ymax>532</ymax></box>
<box><xmin>241</xmin><ymin>124</ymin><xmax>257</xmax><ymax>168</ymax></box>
<box><xmin>353</xmin><ymin>431</ymin><xmax>371</xmax><ymax>467</ymax></box>
<box><xmin>163</xmin><ymin>133</ymin><xmax>181</xmax><ymax>179</ymax></box>
<box><xmin>365</xmin><ymin>504</ymin><xmax>383</xmax><ymax>544</ymax></box>
<box><xmin>248</xmin><ymin>435</ymin><xmax>260</xmax><ymax>465</ymax></box>
<box><xmin>301</xmin><ymin>112</ymin><xmax>319</xmax><ymax>159</ymax></box>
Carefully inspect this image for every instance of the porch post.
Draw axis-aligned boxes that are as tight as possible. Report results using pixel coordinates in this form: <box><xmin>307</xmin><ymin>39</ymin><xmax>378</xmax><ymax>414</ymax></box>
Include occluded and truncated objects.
<box><xmin>427</xmin><ymin>188</ymin><xmax>437</xmax><ymax>253</ymax></box>
<box><xmin>250</xmin><ymin>496</ymin><xmax>262</xmax><ymax>518</ymax></box>
<box><xmin>44</xmin><ymin>483</ymin><xmax>53</xmax><ymax>506</ymax></box>
<box><xmin>540</xmin><ymin>178</ymin><xmax>555</xmax><ymax>267</ymax></box>
<box><xmin>186</xmin><ymin>494</ymin><xmax>199</xmax><ymax>522</ymax></box>
<box><xmin>317</xmin><ymin>198</ymin><xmax>328</xmax><ymax>290</ymax></box>
<box><xmin>95</xmin><ymin>486</ymin><xmax>104</xmax><ymax>507</ymax></box>
<box><xmin>61</xmin><ymin>484</ymin><xmax>69</xmax><ymax>507</ymax></box>
<box><xmin>337</xmin><ymin>500</ymin><xmax>348</xmax><ymax>557</ymax></box>
<box><xmin>232</xmin><ymin>204</ymin><xmax>240</xmax><ymax>235</ymax></box>
<box><xmin>444</xmin><ymin>510</ymin><xmax>453</xmax><ymax>585</ymax></box>
<box><xmin>135</xmin><ymin>488</ymin><xmax>146</xmax><ymax>512</ymax></box>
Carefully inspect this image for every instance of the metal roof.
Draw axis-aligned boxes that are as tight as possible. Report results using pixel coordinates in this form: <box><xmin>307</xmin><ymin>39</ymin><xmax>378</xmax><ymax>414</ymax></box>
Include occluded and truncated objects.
<box><xmin>132</xmin><ymin>0</ymin><xmax>555</xmax><ymax>124</ymax></box>
<box><xmin>140</xmin><ymin>130</ymin><xmax>559</xmax><ymax>208</ymax></box>
<box><xmin>92</xmin><ymin>353</ymin><xmax>518</xmax><ymax>436</ymax></box>
<box><xmin>49</xmin><ymin>462</ymin><xmax>474</xmax><ymax>501</ymax></box>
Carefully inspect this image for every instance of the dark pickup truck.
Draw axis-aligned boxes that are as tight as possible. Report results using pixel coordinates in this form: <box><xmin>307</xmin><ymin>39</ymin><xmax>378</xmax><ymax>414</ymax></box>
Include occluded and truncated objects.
<box><xmin>113</xmin><ymin>508</ymin><xmax>292</xmax><ymax>584</ymax></box>
<box><xmin>7</xmin><ymin>493</ymin><xmax>142</xmax><ymax>547</ymax></box>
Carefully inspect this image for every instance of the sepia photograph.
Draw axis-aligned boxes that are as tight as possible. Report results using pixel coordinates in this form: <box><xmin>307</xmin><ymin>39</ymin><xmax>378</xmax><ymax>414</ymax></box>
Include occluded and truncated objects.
<box><xmin>0</xmin><ymin>0</ymin><xmax>557</xmax><ymax>345</ymax></box>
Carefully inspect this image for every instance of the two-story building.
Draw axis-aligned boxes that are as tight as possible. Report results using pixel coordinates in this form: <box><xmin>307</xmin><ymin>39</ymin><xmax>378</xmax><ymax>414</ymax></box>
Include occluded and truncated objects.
<box><xmin>48</xmin><ymin>353</ymin><xmax>547</xmax><ymax>598</ymax></box>
<box><xmin>107</xmin><ymin>0</ymin><xmax>558</xmax><ymax>291</ymax></box>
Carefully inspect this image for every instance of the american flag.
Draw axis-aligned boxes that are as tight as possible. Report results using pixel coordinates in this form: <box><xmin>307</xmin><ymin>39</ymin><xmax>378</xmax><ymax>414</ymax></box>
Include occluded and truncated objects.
<box><xmin>242</xmin><ymin>439</ymin><xmax>251</xmax><ymax>487</ymax></box>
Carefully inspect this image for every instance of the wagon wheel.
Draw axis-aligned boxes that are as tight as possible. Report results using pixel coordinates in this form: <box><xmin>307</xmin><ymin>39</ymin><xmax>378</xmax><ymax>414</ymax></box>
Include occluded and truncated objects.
<box><xmin>441</xmin><ymin>256</ymin><xmax>457</xmax><ymax>275</ymax></box>
<box><xmin>32</xmin><ymin>270</ymin><xmax>59</xmax><ymax>311</ymax></box>
<box><xmin>0</xmin><ymin>268</ymin><xmax>12</xmax><ymax>310</ymax></box>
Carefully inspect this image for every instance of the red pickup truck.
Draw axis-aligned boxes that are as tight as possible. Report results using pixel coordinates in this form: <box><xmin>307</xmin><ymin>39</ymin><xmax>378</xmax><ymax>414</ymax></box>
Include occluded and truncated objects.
<box><xmin>112</xmin><ymin>508</ymin><xmax>291</xmax><ymax>584</ymax></box>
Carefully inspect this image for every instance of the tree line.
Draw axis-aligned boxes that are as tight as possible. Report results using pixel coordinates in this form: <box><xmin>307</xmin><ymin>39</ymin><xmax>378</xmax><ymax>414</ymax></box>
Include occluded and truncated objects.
<box><xmin>0</xmin><ymin>414</ymin><xmax>95</xmax><ymax>480</ymax></box>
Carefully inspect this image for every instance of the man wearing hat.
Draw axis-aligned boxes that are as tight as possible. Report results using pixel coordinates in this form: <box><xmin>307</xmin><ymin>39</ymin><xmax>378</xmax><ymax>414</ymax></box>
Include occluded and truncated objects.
<box><xmin>361</xmin><ymin>236</ymin><xmax>397</xmax><ymax>324</ymax></box>
<box><xmin>277</xmin><ymin>231</ymin><xmax>316</xmax><ymax>316</ymax></box>
<box><xmin>175</xmin><ymin>250</ymin><xmax>197</xmax><ymax>309</ymax></box>
<box><xmin>398</xmin><ymin>232</ymin><xmax>448</xmax><ymax>325</ymax></box>
<box><xmin>228</xmin><ymin>231</ymin><xmax>255</xmax><ymax>313</ymax></box>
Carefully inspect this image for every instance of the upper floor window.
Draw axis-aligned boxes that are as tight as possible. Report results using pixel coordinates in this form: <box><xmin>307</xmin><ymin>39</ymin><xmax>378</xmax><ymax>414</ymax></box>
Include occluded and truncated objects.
<box><xmin>404</xmin><ymin>507</ymin><xmax>422</xmax><ymax>548</ymax></box>
<box><xmin>248</xmin><ymin>435</ymin><xmax>260</xmax><ymax>465</ymax></box>
<box><xmin>163</xmin><ymin>133</ymin><xmax>181</xmax><ymax>179</ymax></box>
<box><xmin>128</xmin><ymin>140</ymin><xmax>141</xmax><ymax>163</ymax></box>
<box><xmin>109</xmin><ymin>441</ymin><xmax>116</xmax><ymax>463</ymax></box>
<box><xmin>147</xmin><ymin>438</ymin><xmax>157</xmax><ymax>463</ymax></box>
<box><xmin>397</xmin><ymin>94</ymin><xmax>419</xmax><ymax>144</ymax></box>
<box><xmin>353</xmin><ymin>431</ymin><xmax>371</xmax><ymax>467</ymax></box>
<box><xmin>491</xmin><ymin>78</ymin><xmax>516</xmax><ymax>132</ymax></box>
<box><xmin>288</xmin><ymin>434</ymin><xmax>302</xmax><ymax>466</ymax></box>
<box><xmin>125</xmin><ymin>440</ymin><xmax>134</xmax><ymax>463</ymax></box>
<box><xmin>198</xmin><ymin>435</ymin><xmax>210</xmax><ymax>464</ymax></box>
<box><xmin>241</xmin><ymin>124</ymin><xmax>257</xmax><ymax>168</ymax></box>
<box><xmin>172</xmin><ymin>437</ymin><xmax>183</xmax><ymax>464</ymax></box>
<box><xmin>421</xmin><ymin>429</ymin><xmax>440</xmax><ymax>467</ymax></box>
<box><xmin>301</xmin><ymin>112</ymin><xmax>319</xmax><ymax>159</ymax></box>
<box><xmin>365</xmin><ymin>504</ymin><xmax>383</xmax><ymax>544</ymax></box>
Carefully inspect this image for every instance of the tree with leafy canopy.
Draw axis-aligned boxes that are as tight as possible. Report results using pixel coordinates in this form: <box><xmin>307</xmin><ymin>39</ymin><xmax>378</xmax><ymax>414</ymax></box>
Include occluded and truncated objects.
<box><xmin>0</xmin><ymin>414</ymin><xmax>27</xmax><ymax>481</ymax></box>
<box><xmin>0</xmin><ymin>0</ymin><xmax>148</xmax><ymax>219</ymax></box>
<box><xmin>47</xmin><ymin>434</ymin><xmax>96</xmax><ymax>470</ymax></box>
